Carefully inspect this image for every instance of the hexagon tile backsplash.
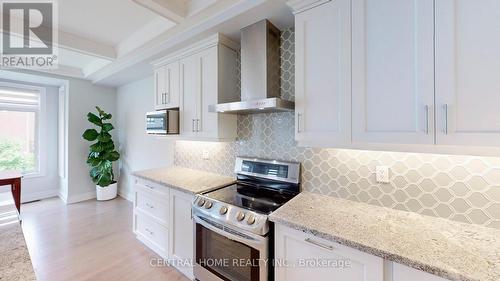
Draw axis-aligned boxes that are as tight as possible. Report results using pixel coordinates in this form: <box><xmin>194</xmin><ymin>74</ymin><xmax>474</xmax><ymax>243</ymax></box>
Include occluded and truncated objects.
<box><xmin>174</xmin><ymin>28</ymin><xmax>500</xmax><ymax>229</ymax></box>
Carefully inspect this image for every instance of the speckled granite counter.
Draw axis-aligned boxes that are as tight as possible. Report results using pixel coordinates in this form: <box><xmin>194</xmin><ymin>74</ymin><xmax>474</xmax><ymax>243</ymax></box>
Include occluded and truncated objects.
<box><xmin>269</xmin><ymin>192</ymin><xmax>500</xmax><ymax>281</ymax></box>
<box><xmin>0</xmin><ymin>205</ymin><xmax>36</xmax><ymax>281</ymax></box>
<box><xmin>132</xmin><ymin>166</ymin><xmax>235</xmax><ymax>194</ymax></box>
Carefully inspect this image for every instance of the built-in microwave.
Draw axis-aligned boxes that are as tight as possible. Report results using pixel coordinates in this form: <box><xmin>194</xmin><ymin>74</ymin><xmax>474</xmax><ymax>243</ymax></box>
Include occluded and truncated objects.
<box><xmin>146</xmin><ymin>109</ymin><xmax>179</xmax><ymax>135</ymax></box>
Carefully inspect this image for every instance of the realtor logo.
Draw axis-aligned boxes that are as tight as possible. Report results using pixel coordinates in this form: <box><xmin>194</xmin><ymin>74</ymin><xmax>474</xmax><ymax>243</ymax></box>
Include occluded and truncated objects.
<box><xmin>0</xmin><ymin>0</ymin><xmax>58</xmax><ymax>69</ymax></box>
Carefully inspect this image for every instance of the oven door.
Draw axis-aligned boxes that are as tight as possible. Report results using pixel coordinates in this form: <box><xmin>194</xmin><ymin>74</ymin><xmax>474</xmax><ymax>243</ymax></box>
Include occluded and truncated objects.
<box><xmin>193</xmin><ymin>215</ymin><xmax>268</xmax><ymax>281</ymax></box>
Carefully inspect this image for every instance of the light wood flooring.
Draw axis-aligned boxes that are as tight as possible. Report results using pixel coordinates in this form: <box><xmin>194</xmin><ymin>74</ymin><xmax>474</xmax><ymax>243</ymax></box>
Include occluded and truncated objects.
<box><xmin>21</xmin><ymin>197</ymin><xmax>189</xmax><ymax>281</ymax></box>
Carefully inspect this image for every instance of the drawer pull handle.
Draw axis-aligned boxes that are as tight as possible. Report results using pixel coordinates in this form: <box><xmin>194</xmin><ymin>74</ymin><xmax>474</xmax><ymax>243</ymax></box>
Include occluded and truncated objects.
<box><xmin>146</xmin><ymin>203</ymin><xmax>154</xmax><ymax>209</ymax></box>
<box><xmin>144</xmin><ymin>184</ymin><xmax>154</xmax><ymax>190</ymax></box>
<box><xmin>145</xmin><ymin>228</ymin><xmax>154</xmax><ymax>235</ymax></box>
<box><xmin>305</xmin><ymin>238</ymin><xmax>334</xmax><ymax>251</ymax></box>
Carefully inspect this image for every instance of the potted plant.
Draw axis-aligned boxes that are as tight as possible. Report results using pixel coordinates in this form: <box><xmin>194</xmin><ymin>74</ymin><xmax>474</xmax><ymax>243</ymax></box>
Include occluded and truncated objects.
<box><xmin>82</xmin><ymin>106</ymin><xmax>120</xmax><ymax>201</ymax></box>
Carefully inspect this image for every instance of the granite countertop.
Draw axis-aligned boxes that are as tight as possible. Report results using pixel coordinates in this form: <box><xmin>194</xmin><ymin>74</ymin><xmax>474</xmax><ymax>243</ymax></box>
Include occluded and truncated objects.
<box><xmin>269</xmin><ymin>192</ymin><xmax>500</xmax><ymax>281</ymax></box>
<box><xmin>132</xmin><ymin>166</ymin><xmax>235</xmax><ymax>194</ymax></box>
<box><xmin>0</xmin><ymin>204</ymin><xmax>36</xmax><ymax>281</ymax></box>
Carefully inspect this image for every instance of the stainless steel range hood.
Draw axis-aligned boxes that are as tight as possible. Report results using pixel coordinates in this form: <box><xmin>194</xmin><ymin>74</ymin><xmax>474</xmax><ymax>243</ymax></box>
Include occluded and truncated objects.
<box><xmin>209</xmin><ymin>20</ymin><xmax>294</xmax><ymax>114</ymax></box>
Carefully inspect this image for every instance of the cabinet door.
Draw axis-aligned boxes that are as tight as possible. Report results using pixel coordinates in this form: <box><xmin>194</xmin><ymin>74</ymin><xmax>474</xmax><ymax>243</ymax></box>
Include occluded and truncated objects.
<box><xmin>180</xmin><ymin>55</ymin><xmax>199</xmax><ymax>136</ymax></box>
<box><xmin>275</xmin><ymin>225</ymin><xmax>383</xmax><ymax>281</ymax></box>
<box><xmin>196</xmin><ymin>46</ymin><xmax>218</xmax><ymax>138</ymax></box>
<box><xmin>387</xmin><ymin>262</ymin><xmax>450</xmax><ymax>281</ymax></box>
<box><xmin>435</xmin><ymin>0</ymin><xmax>500</xmax><ymax>146</ymax></box>
<box><xmin>352</xmin><ymin>0</ymin><xmax>434</xmax><ymax>145</ymax></box>
<box><xmin>164</xmin><ymin>61</ymin><xmax>180</xmax><ymax>108</ymax></box>
<box><xmin>168</xmin><ymin>189</ymin><xmax>194</xmax><ymax>279</ymax></box>
<box><xmin>294</xmin><ymin>0</ymin><xmax>351</xmax><ymax>147</ymax></box>
<box><xmin>154</xmin><ymin>66</ymin><xmax>166</xmax><ymax>109</ymax></box>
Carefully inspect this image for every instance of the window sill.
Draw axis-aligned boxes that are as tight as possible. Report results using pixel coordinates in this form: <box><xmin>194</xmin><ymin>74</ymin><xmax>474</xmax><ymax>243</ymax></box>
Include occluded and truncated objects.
<box><xmin>21</xmin><ymin>172</ymin><xmax>43</xmax><ymax>179</ymax></box>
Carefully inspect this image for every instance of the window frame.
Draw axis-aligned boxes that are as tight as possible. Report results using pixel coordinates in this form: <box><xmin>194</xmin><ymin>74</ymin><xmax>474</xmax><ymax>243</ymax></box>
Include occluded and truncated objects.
<box><xmin>0</xmin><ymin>81</ymin><xmax>46</xmax><ymax>178</ymax></box>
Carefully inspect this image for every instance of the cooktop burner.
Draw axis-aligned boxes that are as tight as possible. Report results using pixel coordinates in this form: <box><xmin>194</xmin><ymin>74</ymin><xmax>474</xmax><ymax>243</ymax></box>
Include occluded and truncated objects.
<box><xmin>205</xmin><ymin>183</ymin><xmax>297</xmax><ymax>214</ymax></box>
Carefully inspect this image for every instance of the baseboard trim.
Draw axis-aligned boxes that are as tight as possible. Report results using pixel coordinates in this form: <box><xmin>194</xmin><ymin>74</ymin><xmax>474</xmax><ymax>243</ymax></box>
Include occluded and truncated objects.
<box><xmin>22</xmin><ymin>189</ymin><xmax>59</xmax><ymax>203</ymax></box>
<box><xmin>58</xmin><ymin>191</ymin><xmax>68</xmax><ymax>204</ymax></box>
<box><xmin>118</xmin><ymin>190</ymin><xmax>133</xmax><ymax>202</ymax></box>
<box><xmin>66</xmin><ymin>191</ymin><xmax>96</xmax><ymax>204</ymax></box>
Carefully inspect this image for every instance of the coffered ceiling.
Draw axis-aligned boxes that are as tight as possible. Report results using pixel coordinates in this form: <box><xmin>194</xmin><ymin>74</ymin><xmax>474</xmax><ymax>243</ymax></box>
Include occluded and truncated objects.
<box><xmin>4</xmin><ymin>0</ymin><xmax>293</xmax><ymax>85</ymax></box>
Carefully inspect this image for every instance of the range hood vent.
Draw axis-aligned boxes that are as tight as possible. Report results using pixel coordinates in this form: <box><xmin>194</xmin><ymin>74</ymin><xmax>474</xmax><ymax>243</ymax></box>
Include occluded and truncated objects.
<box><xmin>209</xmin><ymin>20</ymin><xmax>294</xmax><ymax>114</ymax></box>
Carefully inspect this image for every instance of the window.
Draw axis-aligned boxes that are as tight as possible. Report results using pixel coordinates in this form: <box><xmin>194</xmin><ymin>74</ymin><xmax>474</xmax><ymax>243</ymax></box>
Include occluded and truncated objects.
<box><xmin>0</xmin><ymin>83</ymin><xmax>43</xmax><ymax>175</ymax></box>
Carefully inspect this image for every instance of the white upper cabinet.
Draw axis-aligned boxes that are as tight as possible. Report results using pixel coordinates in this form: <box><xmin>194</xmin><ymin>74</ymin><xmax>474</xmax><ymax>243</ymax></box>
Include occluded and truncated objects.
<box><xmin>180</xmin><ymin>47</ymin><xmax>220</xmax><ymax>138</ymax></box>
<box><xmin>196</xmin><ymin>47</ymin><xmax>220</xmax><ymax>138</ymax></box>
<box><xmin>352</xmin><ymin>0</ymin><xmax>435</xmax><ymax>145</ymax></box>
<box><xmin>179</xmin><ymin>54</ymin><xmax>199</xmax><ymax>137</ymax></box>
<box><xmin>293</xmin><ymin>0</ymin><xmax>351</xmax><ymax>147</ymax></box>
<box><xmin>154</xmin><ymin>66</ymin><xmax>166</xmax><ymax>110</ymax></box>
<box><xmin>179</xmin><ymin>39</ymin><xmax>238</xmax><ymax>141</ymax></box>
<box><xmin>154</xmin><ymin>34</ymin><xmax>238</xmax><ymax>141</ymax></box>
<box><xmin>435</xmin><ymin>0</ymin><xmax>500</xmax><ymax>147</ymax></box>
<box><xmin>291</xmin><ymin>0</ymin><xmax>500</xmax><ymax>153</ymax></box>
<box><xmin>154</xmin><ymin>61</ymin><xmax>180</xmax><ymax>110</ymax></box>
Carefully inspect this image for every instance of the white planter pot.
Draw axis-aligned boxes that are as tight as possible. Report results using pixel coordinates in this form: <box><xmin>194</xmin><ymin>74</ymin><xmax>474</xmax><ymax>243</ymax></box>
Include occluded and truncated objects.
<box><xmin>96</xmin><ymin>182</ymin><xmax>117</xmax><ymax>201</ymax></box>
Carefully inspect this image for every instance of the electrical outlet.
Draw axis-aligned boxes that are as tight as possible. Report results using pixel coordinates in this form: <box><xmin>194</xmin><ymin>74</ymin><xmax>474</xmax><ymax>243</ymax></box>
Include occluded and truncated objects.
<box><xmin>376</xmin><ymin>166</ymin><xmax>390</xmax><ymax>183</ymax></box>
<box><xmin>202</xmin><ymin>150</ymin><xmax>210</xmax><ymax>160</ymax></box>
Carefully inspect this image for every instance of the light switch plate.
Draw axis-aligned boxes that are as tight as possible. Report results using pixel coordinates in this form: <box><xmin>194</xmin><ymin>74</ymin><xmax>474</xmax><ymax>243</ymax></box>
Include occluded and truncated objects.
<box><xmin>202</xmin><ymin>150</ymin><xmax>210</xmax><ymax>160</ymax></box>
<box><xmin>376</xmin><ymin>166</ymin><xmax>390</xmax><ymax>183</ymax></box>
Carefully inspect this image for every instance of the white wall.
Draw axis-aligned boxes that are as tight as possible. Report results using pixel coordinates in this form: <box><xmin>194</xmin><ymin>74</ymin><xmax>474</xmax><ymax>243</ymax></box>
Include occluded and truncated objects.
<box><xmin>66</xmin><ymin>79</ymin><xmax>117</xmax><ymax>203</ymax></box>
<box><xmin>0</xmin><ymin>70</ymin><xmax>118</xmax><ymax>204</ymax></box>
<box><xmin>116</xmin><ymin>76</ymin><xmax>175</xmax><ymax>200</ymax></box>
<box><xmin>0</xmin><ymin>79</ymin><xmax>60</xmax><ymax>202</ymax></box>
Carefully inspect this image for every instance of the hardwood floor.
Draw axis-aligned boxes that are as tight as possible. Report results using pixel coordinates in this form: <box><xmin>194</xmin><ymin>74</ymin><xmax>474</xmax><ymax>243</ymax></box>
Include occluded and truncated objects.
<box><xmin>21</xmin><ymin>197</ymin><xmax>189</xmax><ymax>281</ymax></box>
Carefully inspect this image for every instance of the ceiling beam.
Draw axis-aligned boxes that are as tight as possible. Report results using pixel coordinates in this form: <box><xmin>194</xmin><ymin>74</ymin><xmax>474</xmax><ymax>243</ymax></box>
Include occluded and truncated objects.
<box><xmin>2</xmin><ymin>15</ymin><xmax>116</xmax><ymax>60</ymax></box>
<box><xmin>58</xmin><ymin>30</ymin><xmax>116</xmax><ymax>60</ymax></box>
<box><xmin>132</xmin><ymin>0</ymin><xmax>186</xmax><ymax>23</ymax></box>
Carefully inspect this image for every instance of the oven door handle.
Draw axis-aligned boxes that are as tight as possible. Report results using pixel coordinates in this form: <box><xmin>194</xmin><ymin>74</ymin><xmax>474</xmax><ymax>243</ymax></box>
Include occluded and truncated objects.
<box><xmin>194</xmin><ymin>215</ymin><xmax>266</xmax><ymax>251</ymax></box>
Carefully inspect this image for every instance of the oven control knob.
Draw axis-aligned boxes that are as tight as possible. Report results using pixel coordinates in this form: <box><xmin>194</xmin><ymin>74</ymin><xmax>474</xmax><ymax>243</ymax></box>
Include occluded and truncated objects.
<box><xmin>246</xmin><ymin>215</ymin><xmax>256</xmax><ymax>225</ymax></box>
<box><xmin>236</xmin><ymin>211</ymin><xmax>245</xmax><ymax>221</ymax></box>
<box><xmin>197</xmin><ymin>199</ymin><xmax>205</xmax><ymax>207</ymax></box>
<box><xmin>204</xmin><ymin>201</ymin><xmax>213</xmax><ymax>209</ymax></box>
<box><xmin>219</xmin><ymin>206</ymin><xmax>228</xmax><ymax>215</ymax></box>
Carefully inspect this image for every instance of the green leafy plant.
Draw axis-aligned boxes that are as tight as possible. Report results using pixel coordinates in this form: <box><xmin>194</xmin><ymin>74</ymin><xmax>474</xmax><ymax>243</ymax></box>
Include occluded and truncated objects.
<box><xmin>82</xmin><ymin>106</ymin><xmax>120</xmax><ymax>187</ymax></box>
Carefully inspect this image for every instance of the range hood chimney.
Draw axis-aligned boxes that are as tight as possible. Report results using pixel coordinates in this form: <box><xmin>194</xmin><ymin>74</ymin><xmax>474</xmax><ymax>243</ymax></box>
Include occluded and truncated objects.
<box><xmin>209</xmin><ymin>20</ymin><xmax>294</xmax><ymax>114</ymax></box>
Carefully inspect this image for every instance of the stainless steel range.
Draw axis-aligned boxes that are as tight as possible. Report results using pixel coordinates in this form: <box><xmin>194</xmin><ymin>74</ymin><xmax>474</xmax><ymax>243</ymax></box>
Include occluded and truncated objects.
<box><xmin>192</xmin><ymin>157</ymin><xmax>301</xmax><ymax>281</ymax></box>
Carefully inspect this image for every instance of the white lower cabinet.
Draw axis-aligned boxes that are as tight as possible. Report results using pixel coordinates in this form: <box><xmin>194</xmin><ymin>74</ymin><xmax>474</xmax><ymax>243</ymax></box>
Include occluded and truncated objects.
<box><xmin>386</xmin><ymin>262</ymin><xmax>450</xmax><ymax>281</ymax></box>
<box><xmin>275</xmin><ymin>224</ymin><xmax>384</xmax><ymax>281</ymax></box>
<box><xmin>134</xmin><ymin>211</ymin><xmax>169</xmax><ymax>257</ymax></box>
<box><xmin>133</xmin><ymin>178</ymin><xmax>194</xmax><ymax>279</ymax></box>
<box><xmin>275</xmin><ymin>225</ymin><xmax>450</xmax><ymax>281</ymax></box>
<box><xmin>169</xmin><ymin>188</ymin><xmax>194</xmax><ymax>279</ymax></box>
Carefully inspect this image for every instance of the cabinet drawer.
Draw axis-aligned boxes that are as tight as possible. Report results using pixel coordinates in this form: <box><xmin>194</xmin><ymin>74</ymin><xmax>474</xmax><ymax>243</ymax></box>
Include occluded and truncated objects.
<box><xmin>135</xmin><ymin>212</ymin><xmax>169</xmax><ymax>256</ymax></box>
<box><xmin>275</xmin><ymin>224</ymin><xmax>383</xmax><ymax>281</ymax></box>
<box><xmin>135</xmin><ymin>190</ymin><xmax>169</xmax><ymax>226</ymax></box>
<box><xmin>134</xmin><ymin>177</ymin><xmax>170</xmax><ymax>197</ymax></box>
